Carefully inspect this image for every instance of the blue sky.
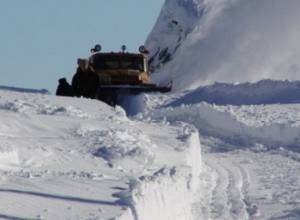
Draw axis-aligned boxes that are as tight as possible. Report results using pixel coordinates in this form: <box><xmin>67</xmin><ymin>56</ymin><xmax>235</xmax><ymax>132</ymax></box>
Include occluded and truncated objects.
<box><xmin>0</xmin><ymin>0</ymin><xmax>164</xmax><ymax>92</ymax></box>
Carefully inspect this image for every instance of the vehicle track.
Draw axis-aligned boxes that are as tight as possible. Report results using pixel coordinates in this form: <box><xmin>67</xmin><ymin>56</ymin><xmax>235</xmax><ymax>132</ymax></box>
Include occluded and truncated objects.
<box><xmin>194</xmin><ymin>154</ymin><xmax>251</xmax><ymax>220</ymax></box>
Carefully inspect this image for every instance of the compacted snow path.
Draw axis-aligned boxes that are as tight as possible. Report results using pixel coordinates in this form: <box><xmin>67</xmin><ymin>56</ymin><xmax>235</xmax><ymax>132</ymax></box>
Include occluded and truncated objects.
<box><xmin>193</xmin><ymin>150</ymin><xmax>254</xmax><ymax>220</ymax></box>
<box><xmin>205</xmin><ymin>156</ymin><xmax>249</xmax><ymax>220</ymax></box>
<box><xmin>191</xmin><ymin>138</ymin><xmax>300</xmax><ymax>220</ymax></box>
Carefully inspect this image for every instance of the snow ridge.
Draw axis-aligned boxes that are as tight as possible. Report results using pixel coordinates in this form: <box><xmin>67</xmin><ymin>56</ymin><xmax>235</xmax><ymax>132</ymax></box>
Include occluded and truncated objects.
<box><xmin>114</xmin><ymin>127</ymin><xmax>202</xmax><ymax>220</ymax></box>
<box><xmin>129</xmin><ymin>79</ymin><xmax>300</xmax><ymax>151</ymax></box>
<box><xmin>144</xmin><ymin>102</ymin><xmax>300</xmax><ymax>150</ymax></box>
<box><xmin>169</xmin><ymin>79</ymin><xmax>300</xmax><ymax>106</ymax></box>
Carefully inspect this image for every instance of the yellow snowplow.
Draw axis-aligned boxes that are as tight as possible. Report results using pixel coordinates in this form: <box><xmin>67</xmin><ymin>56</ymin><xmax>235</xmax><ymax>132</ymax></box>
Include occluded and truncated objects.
<box><xmin>56</xmin><ymin>45</ymin><xmax>171</xmax><ymax>105</ymax></box>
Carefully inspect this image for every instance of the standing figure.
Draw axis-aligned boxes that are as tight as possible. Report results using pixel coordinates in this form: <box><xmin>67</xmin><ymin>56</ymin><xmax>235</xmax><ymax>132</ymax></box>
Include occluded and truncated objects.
<box><xmin>56</xmin><ymin>78</ymin><xmax>74</xmax><ymax>97</ymax></box>
<box><xmin>72</xmin><ymin>59</ymin><xmax>99</xmax><ymax>98</ymax></box>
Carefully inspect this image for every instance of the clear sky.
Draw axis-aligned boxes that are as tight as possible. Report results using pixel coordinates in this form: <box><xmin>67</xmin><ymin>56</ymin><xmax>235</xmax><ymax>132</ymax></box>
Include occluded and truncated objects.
<box><xmin>0</xmin><ymin>0</ymin><xmax>164</xmax><ymax>92</ymax></box>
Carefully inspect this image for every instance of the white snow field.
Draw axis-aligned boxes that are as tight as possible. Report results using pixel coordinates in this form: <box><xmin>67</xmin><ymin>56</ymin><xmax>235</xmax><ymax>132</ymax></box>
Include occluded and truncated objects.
<box><xmin>0</xmin><ymin>89</ymin><xmax>201</xmax><ymax>220</ymax></box>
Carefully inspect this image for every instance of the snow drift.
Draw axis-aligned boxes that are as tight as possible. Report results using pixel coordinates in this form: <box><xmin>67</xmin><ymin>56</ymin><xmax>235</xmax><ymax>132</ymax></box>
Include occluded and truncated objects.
<box><xmin>145</xmin><ymin>102</ymin><xmax>300</xmax><ymax>149</ymax></box>
<box><xmin>169</xmin><ymin>79</ymin><xmax>300</xmax><ymax>106</ymax></box>
<box><xmin>129</xmin><ymin>79</ymin><xmax>300</xmax><ymax>152</ymax></box>
<box><xmin>146</xmin><ymin>0</ymin><xmax>300</xmax><ymax>91</ymax></box>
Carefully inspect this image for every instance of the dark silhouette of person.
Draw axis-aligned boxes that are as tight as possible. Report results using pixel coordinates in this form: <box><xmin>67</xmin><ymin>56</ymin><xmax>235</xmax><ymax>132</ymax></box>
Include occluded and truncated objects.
<box><xmin>72</xmin><ymin>59</ymin><xmax>99</xmax><ymax>98</ymax></box>
<box><xmin>56</xmin><ymin>78</ymin><xmax>74</xmax><ymax>97</ymax></box>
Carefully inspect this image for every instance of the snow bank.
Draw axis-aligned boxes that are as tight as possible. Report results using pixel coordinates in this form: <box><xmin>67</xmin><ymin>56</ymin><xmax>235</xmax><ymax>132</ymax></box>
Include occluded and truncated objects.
<box><xmin>169</xmin><ymin>79</ymin><xmax>300</xmax><ymax>106</ymax></box>
<box><xmin>115</xmin><ymin>129</ymin><xmax>202</xmax><ymax>220</ymax></box>
<box><xmin>146</xmin><ymin>102</ymin><xmax>300</xmax><ymax>150</ymax></box>
<box><xmin>146</xmin><ymin>0</ymin><xmax>300</xmax><ymax>91</ymax></box>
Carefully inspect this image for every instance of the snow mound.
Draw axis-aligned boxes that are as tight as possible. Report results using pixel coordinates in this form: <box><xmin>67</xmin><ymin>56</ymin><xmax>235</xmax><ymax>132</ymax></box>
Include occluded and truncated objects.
<box><xmin>169</xmin><ymin>79</ymin><xmax>300</xmax><ymax>106</ymax></box>
<box><xmin>146</xmin><ymin>0</ymin><xmax>300</xmax><ymax>91</ymax></box>
<box><xmin>145</xmin><ymin>102</ymin><xmax>300</xmax><ymax>151</ymax></box>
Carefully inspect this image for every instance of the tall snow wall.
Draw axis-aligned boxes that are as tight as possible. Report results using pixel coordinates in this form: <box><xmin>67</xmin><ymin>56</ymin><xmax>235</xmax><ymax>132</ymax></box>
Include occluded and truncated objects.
<box><xmin>115</xmin><ymin>130</ymin><xmax>202</xmax><ymax>220</ymax></box>
<box><xmin>146</xmin><ymin>0</ymin><xmax>300</xmax><ymax>91</ymax></box>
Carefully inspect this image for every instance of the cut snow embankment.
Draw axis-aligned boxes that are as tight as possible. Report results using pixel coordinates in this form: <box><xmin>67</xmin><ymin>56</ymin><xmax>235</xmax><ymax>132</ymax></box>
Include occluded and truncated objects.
<box><xmin>115</xmin><ymin>127</ymin><xmax>201</xmax><ymax>220</ymax></box>
<box><xmin>132</xmin><ymin>80</ymin><xmax>300</xmax><ymax>151</ymax></box>
<box><xmin>145</xmin><ymin>103</ymin><xmax>300</xmax><ymax>149</ymax></box>
<box><xmin>0</xmin><ymin>90</ymin><xmax>202</xmax><ymax>220</ymax></box>
<box><xmin>170</xmin><ymin>80</ymin><xmax>300</xmax><ymax>106</ymax></box>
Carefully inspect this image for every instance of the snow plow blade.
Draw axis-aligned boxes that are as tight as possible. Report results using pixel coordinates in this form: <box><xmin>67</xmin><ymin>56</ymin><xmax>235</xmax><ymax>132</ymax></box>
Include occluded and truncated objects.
<box><xmin>96</xmin><ymin>84</ymin><xmax>171</xmax><ymax>105</ymax></box>
<box><xmin>98</xmin><ymin>83</ymin><xmax>171</xmax><ymax>94</ymax></box>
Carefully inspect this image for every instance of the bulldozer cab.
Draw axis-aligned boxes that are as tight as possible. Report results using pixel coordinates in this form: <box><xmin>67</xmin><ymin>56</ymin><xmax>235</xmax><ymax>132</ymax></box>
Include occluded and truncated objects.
<box><xmin>90</xmin><ymin>53</ymin><xmax>146</xmax><ymax>72</ymax></box>
<box><xmin>89</xmin><ymin>52</ymin><xmax>150</xmax><ymax>85</ymax></box>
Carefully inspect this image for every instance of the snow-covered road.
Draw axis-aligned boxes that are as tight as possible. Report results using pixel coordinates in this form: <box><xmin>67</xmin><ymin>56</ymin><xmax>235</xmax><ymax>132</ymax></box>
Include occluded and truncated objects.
<box><xmin>193</xmin><ymin>142</ymin><xmax>300</xmax><ymax>220</ymax></box>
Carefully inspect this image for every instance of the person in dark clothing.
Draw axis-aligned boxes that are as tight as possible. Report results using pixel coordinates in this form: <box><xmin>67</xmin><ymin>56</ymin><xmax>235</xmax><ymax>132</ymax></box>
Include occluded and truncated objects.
<box><xmin>72</xmin><ymin>59</ymin><xmax>99</xmax><ymax>98</ymax></box>
<box><xmin>56</xmin><ymin>78</ymin><xmax>74</xmax><ymax>97</ymax></box>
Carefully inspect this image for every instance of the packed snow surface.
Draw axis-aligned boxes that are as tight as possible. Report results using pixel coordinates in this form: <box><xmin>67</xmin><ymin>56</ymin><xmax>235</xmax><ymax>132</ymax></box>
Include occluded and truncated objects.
<box><xmin>146</xmin><ymin>0</ymin><xmax>300</xmax><ymax>91</ymax></box>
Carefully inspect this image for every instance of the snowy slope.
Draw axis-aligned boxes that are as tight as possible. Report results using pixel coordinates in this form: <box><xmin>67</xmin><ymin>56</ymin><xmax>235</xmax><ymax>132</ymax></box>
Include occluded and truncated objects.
<box><xmin>146</xmin><ymin>0</ymin><xmax>300</xmax><ymax>91</ymax></box>
<box><xmin>0</xmin><ymin>90</ymin><xmax>202</xmax><ymax>220</ymax></box>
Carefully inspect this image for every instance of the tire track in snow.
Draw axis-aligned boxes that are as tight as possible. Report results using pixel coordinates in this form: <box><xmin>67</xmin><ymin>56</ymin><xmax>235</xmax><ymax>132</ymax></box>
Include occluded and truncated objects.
<box><xmin>224</xmin><ymin>164</ymin><xmax>248</xmax><ymax>220</ymax></box>
<box><xmin>209</xmin><ymin>161</ymin><xmax>232</xmax><ymax>220</ymax></box>
<box><xmin>234</xmin><ymin>161</ymin><xmax>259</xmax><ymax>219</ymax></box>
<box><xmin>202</xmin><ymin>155</ymin><xmax>250</xmax><ymax>220</ymax></box>
<box><xmin>192</xmin><ymin>163</ymin><xmax>218</xmax><ymax>220</ymax></box>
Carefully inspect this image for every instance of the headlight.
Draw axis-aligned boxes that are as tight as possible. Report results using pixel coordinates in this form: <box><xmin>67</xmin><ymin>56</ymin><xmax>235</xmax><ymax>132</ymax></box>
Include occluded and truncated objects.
<box><xmin>94</xmin><ymin>44</ymin><xmax>102</xmax><ymax>52</ymax></box>
<box><xmin>139</xmin><ymin>45</ymin><xmax>149</xmax><ymax>54</ymax></box>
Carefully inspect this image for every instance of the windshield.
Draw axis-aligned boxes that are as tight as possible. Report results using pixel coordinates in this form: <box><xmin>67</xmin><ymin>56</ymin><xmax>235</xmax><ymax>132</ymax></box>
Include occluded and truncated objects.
<box><xmin>91</xmin><ymin>54</ymin><xmax>145</xmax><ymax>71</ymax></box>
